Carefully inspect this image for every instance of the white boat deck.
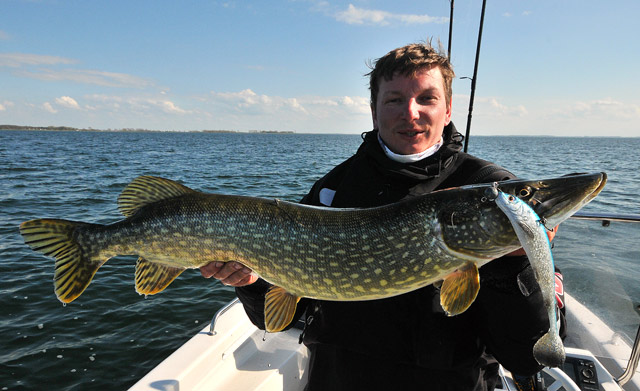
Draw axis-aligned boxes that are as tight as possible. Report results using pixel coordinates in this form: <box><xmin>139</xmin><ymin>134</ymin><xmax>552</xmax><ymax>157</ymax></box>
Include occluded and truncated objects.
<box><xmin>129</xmin><ymin>294</ymin><xmax>639</xmax><ymax>391</ymax></box>
<box><xmin>129</xmin><ymin>299</ymin><xmax>308</xmax><ymax>391</ymax></box>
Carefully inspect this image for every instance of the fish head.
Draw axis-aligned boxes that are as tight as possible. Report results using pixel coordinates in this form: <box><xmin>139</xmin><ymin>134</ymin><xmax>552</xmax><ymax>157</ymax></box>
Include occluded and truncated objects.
<box><xmin>494</xmin><ymin>172</ymin><xmax>607</xmax><ymax>228</ymax></box>
<box><xmin>433</xmin><ymin>172</ymin><xmax>606</xmax><ymax>260</ymax></box>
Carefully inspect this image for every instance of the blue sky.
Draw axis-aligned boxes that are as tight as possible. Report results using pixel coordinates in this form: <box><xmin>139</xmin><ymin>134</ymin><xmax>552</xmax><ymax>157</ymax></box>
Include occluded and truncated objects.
<box><xmin>1</xmin><ymin>0</ymin><xmax>639</xmax><ymax>136</ymax></box>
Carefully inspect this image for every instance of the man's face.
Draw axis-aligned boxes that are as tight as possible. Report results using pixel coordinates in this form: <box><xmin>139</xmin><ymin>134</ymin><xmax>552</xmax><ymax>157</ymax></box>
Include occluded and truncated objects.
<box><xmin>372</xmin><ymin>66</ymin><xmax>452</xmax><ymax>155</ymax></box>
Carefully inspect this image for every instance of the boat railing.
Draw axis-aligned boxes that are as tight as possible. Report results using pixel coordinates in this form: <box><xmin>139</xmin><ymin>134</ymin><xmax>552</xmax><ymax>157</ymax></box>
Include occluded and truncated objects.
<box><xmin>571</xmin><ymin>211</ymin><xmax>640</xmax><ymax>225</ymax></box>
<box><xmin>208</xmin><ymin>297</ymin><xmax>240</xmax><ymax>336</ymax></box>
<box><xmin>568</xmin><ymin>211</ymin><xmax>640</xmax><ymax>387</ymax></box>
<box><xmin>618</xmin><ymin>325</ymin><xmax>640</xmax><ymax>387</ymax></box>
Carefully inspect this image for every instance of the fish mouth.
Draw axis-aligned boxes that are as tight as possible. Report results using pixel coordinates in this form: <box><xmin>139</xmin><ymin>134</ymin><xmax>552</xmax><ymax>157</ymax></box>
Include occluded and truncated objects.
<box><xmin>497</xmin><ymin>172</ymin><xmax>607</xmax><ymax>227</ymax></box>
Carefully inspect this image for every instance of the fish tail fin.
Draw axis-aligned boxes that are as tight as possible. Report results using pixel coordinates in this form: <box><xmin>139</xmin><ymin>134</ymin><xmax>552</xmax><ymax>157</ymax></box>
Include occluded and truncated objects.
<box><xmin>19</xmin><ymin>219</ymin><xmax>105</xmax><ymax>304</ymax></box>
<box><xmin>533</xmin><ymin>331</ymin><xmax>566</xmax><ymax>367</ymax></box>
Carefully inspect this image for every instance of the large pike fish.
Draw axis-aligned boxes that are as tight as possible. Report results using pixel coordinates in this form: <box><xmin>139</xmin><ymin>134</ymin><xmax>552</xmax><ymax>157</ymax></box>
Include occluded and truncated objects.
<box><xmin>20</xmin><ymin>173</ymin><xmax>606</xmax><ymax>333</ymax></box>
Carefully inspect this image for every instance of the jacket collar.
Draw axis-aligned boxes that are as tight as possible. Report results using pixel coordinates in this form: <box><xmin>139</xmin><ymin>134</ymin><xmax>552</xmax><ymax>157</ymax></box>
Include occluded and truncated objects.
<box><xmin>360</xmin><ymin>122</ymin><xmax>464</xmax><ymax>181</ymax></box>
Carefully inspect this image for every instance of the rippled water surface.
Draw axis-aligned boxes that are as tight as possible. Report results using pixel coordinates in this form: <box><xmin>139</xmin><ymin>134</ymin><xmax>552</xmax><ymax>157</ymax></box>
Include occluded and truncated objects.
<box><xmin>1</xmin><ymin>131</ymin><xmax>639</xmax><ymax>390</ymax></box>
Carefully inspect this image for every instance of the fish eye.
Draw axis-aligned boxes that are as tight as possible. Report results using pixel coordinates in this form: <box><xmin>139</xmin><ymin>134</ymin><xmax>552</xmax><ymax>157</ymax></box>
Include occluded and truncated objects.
<box><xmin>508</xmin><ymin>195</ymin><xmax>516</xmax><ymax>202</ymax></box>
<box><xmin>518</xmin><ymin>187</ymin><xmax>532</xmax><ymax>198</ymax></box>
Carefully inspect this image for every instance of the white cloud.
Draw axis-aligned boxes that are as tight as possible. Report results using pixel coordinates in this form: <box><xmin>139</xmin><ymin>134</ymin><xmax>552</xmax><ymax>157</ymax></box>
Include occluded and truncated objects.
<box><xmin>194</xmin><ymin>89</ymin><xmax>372</xmax><ymax>131</ymax></box>
<box><xmin>154</xmin><ymin>99</ymin><xmax>191</xmax><ymax>114</ymax></box>
<box><xmin>0</xmin><ymin>52</ymin><xmax>153</xmax><ymax>89</ymax></box>
<box><xmin>208</xmin><ymin>89</ymin><xmax>372</xmax><ymax>121</ymax></box>
<box><xmin>55</xmin><ymin>96</ymin><xmax>81</xmax><ymax>109</ymax></box>
<box><xmin>211</xmin><ymin>89</ymin><xmax>308</xmax><ymax>114</ymax></box>
<box><xmin>0</xmin><ymin>53</ymin><xmax>76</xmax><ymax>67</ymax></box>
<box><xmin>335</xmin><ymin>4</ymin><xmax>448</xmax><ymax>26</ymax></box>
<box><xmin>84</xmin><ymin>94</ymin><xmax>192</xmax><ymax>115</ymax></box>
<box><xmin>488</xmin><ymin>98</ymin><xmax>528</xmax><ymax>116</ymax></box>
<box><xmin>17</xmin><ymin>68</ymin><xmax>153</xmax><ymax>88</ymax></box>
<box><xmin>338</xmin><ymin>96</ymin><xmax>370</xmax><ymax>114</ymax></box>
<box><xmin>42</xmin><ymin>102</ymin><xmax>57</xmax><ymax>114</ymax></box>
<box><xmin>453</xmin><ymin>94</ymin><xmax>528</xmax><ymax>119</ymax></box>
<box><xmin>559</xmin><ymin>98</ymin><xmax>640</xmax><ymax>120</ymax></box>
<box><xmin>0</xmin><ymin>100</ymin><xmax>13</xmax><ymax>111</ymax></box>
<box><xmin>448</xmin><ymin>94</ymin><xmax>640</xmax><ymax>136</ymax></box>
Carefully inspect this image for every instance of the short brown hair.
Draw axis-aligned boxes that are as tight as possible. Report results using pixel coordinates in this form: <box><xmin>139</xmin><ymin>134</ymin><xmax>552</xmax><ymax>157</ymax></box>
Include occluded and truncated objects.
<box><xmin>367</xmin><ymin>41</ymin><xmax>455</xmax><ymax>109</ymax></box>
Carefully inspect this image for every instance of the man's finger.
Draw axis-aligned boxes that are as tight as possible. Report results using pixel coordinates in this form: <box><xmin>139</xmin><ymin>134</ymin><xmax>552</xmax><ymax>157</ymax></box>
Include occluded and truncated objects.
<box><xmin>200</xmin><ymin>261</ymin><xmax>224</xmax><ymax>278</ymax></box>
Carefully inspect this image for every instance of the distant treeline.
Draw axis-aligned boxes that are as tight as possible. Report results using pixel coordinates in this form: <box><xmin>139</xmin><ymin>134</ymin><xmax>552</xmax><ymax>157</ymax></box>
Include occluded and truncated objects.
<box><xmin>0</xmin><ymin>125</ymin><xmax>294</xmax><ymax>134</ymax></box>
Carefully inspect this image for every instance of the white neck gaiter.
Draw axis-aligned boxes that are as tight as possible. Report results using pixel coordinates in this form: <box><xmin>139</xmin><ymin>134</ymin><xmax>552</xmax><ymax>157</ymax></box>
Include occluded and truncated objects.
<box><xmin>378</xmin><ymin>134</ymin><xmax>444</xmax><ymax>163</ymax></box>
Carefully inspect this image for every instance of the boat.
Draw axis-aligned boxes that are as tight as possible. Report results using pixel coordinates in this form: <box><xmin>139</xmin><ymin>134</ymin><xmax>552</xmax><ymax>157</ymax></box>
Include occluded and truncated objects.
<box><xmin>128</xmin><ymin>211</ymin><xmax>640</xmax><ymax>391</ymax></box>
<box><xmin>129</xmin><ymin>3</ymin><xmax>639</xmax><ymax>390</ymax></box>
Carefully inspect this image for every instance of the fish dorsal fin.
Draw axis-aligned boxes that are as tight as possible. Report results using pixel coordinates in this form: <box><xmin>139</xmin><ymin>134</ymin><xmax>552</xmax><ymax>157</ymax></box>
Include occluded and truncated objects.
<box><xmin>118</xmin><ymin>176</ymin><xmax>196</xmax><ymax>217</ymax></box>
<box><xmin>439</xmin><ymin>261</ymin><xmax>480</xmax><ymax>316</ymax></box>
<box><xmin>134</xmin><ymin>257</ymin><xmax>185</xmax><ymax>295</ymax></box>
<box><xmin>264</xmin><ymin>286</ymin><xmax>300</xmax><ymax>333</ymax></box>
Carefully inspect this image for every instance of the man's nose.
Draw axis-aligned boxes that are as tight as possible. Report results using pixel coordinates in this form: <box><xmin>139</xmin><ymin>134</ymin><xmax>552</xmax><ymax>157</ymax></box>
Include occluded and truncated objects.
<box><xmin>403</xmin><ymin>98</ymin><xmax>421</xmax><ymax>120</ymax></box>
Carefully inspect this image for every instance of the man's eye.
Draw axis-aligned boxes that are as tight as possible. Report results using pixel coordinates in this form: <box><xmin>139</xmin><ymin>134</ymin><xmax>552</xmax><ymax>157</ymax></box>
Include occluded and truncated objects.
<box><xmin>419</xmin><ymin>96</ymin><xmax>437</xmax><ymax>104</ymax></box>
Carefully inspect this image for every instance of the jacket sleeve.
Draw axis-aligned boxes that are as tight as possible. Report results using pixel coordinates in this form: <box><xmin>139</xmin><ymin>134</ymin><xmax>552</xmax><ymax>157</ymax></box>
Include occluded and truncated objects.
<box><xmin>474</xmin><ymin>255</ymin><xmax>547</xmax><ymax>375</ymax></box>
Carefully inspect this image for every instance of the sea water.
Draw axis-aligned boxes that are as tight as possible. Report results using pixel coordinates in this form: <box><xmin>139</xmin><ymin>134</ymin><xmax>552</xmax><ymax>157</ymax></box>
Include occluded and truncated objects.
<box><xmin>1</xmin><ymin>130</ymin><xmax>639</xmax><ymax>390</ymax></box>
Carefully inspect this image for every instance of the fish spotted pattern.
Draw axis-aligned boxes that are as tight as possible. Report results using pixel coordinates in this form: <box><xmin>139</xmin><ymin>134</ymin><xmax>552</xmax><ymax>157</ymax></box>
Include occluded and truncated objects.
<box><xmin>20</xmin><ymin>173</ymin><xmax>606</xmax><ymax>332</ymax></box>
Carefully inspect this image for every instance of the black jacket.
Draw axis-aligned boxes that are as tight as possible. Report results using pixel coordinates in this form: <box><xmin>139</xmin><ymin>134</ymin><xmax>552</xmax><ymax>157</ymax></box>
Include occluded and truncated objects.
<box><xmin>236</xmin><ymin>124</ymin><xmax>548</xmax><ymax>390</ymax></box>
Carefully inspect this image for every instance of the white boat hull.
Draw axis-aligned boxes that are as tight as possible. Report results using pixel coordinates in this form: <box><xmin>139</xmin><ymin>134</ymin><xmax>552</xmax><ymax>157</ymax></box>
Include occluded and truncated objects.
<box><xmin>129</xmin><ymin>294</ymin><xmax>639</xmax><ymax>391</ymax></box>
<box><xmin>129</xmin><ymin>298</ymin><xmax>308</xmax><ymax>391</ymax></box>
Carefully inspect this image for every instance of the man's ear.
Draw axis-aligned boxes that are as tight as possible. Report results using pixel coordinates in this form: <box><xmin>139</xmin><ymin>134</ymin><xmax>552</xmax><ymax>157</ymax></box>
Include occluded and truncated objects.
<box><xmin>444</xmin><ymin>98</ymin><xmax>452</xmax><ymax>125</ymax></box>
<box><xmin>371</xmin><ymin>103</ymin><xmax>378</xmax><ymax>129</ymax></box>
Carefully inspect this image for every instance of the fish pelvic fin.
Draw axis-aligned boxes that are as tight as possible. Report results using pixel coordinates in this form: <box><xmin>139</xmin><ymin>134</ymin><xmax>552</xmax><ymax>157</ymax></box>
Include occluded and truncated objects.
<box><xmin>533</xmin><ymin>331</ymin><xmax>566</xmax><ymax>367</ymax></box>
<box><xmin>117</xmin><ymin>176</ymin><xmax>197</xmax><ymax>217</ymax></box>
<box><xmin>134</xmin><ymin>257</ymin><xmax>185</xmax><ymax>295</ymax></box>
<box><xmin>439</xmin><ymin>261</ymin><xmax>480</xmax><ymax>316</ymax></box>
<box><xmin>19</xmin><ymin>219</ymin><xmax>104</xmax><ymax>304</ymax></box>
<box><xmin>264</xmin><ymin>286</ymin><xmax>301</xmax><ymax>333</ymax></box>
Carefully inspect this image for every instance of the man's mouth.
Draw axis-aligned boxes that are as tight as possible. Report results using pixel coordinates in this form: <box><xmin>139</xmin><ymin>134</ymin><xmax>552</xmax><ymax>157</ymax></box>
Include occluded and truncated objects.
<box><xmin>399</xmin><ymin>130</ymin><xmax>423</xmax><ymax>137</ymax></box>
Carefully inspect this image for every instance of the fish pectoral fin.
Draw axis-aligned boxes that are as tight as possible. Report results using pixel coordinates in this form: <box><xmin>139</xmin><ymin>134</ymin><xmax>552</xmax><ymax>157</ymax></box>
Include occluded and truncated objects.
<box><xmin>134</xmin><ymin>257</ymin><xmax>184</xmax><ymax>295</ymax></box>
<box><xmin>439</xmin><ymin>261</ymin><xmax>480</xmax><ymax>316</ymax></box>
<box><xmin>264</xmin><ymin>286</ymin><xmax>300</xmax><ymax>333</ymax></box>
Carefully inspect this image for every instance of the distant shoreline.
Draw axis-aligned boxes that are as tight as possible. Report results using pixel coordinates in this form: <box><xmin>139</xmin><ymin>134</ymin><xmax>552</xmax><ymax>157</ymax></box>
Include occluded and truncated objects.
<box><xmin>0</xmin><ymin>125</ymin><xmax>634</xmax><ymax>137</ymax></box>
<box><xmin>0</xmin><ymin>125</ymin><xmax>295</xmax><ymax>134</ymax></box>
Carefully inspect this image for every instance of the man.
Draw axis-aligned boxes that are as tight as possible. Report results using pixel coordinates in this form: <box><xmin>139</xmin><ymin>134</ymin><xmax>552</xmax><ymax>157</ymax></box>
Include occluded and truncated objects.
<box><xmin>201</xmin><ymin>42</ymin><xmax>556</xmax><ymax>390</ymax></box>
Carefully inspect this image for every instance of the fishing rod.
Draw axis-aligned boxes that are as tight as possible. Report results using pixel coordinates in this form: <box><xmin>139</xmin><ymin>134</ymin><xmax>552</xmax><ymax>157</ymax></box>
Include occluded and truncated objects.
<box><xmin>447</xmin><ymin>0</ymin><xmax>454</xmax><ymax>60</ymax></box>
<box><xmin>463</xmin><ymin>0</ymin><xmax>487</xmax><ymax>153</ymax></box>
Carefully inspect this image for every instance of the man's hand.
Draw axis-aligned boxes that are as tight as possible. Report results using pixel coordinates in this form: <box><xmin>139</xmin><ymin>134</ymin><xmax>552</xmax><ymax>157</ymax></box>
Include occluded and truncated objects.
<box><xmin>200</xmin><ymin>261</ymin><xmax>258</xmax><ymax>287</ymax></box>
<box><xmin>506</xmin><ymin>225</ymin><xmax>558</xmax><ymax>256</ymax></box>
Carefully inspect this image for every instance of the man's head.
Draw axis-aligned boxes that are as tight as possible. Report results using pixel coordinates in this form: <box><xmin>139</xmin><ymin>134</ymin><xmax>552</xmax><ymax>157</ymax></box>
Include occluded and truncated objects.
<box><xmin>367</xmin><ymin>42</ymin><xmax>454</xmax><ymax>110</ymax></box>
<box><xmin>368</xmin><ymin>42</ymin><xmax>455</xmax><ymax>155</ymax></box>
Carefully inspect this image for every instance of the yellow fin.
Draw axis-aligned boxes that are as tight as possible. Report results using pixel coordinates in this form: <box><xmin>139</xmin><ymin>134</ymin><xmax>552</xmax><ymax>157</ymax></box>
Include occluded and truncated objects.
<box><xmin>117</xmin><ymin>176</ymin><xmax>196</xmax><ymax>217</ymax></box>
<box><xmin>134</xmin><ymin>257</ymin><xmax>184</xmax><ymax>295</ymax></box>
<box><xmin>439</xmin><ymin>261</ymin><xmax>480</xmax><ymax>316</ymax></box>
<box><xmin>264</xmin><ymin>286</ymin><xmax>300</xmax><ymax>333</ymax></box>
<box><xmin>19</xmin><ymin>219</ymin><xmax>105</xmax><ymax>303</ymax></box>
